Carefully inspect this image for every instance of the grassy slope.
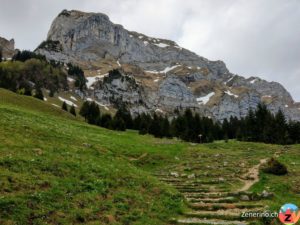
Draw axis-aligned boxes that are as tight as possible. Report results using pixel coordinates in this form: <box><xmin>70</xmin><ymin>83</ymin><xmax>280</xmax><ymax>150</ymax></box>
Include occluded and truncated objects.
<box><xmin>0</xmin><ymin>88</ymin><xmax>299</xmax><ymax>224</ymax></box>
<box><xmin>0</xmin><ymin>89</ymin><xmax>184</xmax><ymax>225</ymax></box>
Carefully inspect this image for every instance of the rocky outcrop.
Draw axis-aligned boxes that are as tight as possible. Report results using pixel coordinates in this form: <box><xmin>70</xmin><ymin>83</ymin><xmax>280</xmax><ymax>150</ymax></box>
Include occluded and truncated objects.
<box><xmin>36</xmin><ymin>10</ymin><xmax>300</xmax><ymax>121</ymax></box>
<box><xmin>157</xmin><ymin>76</ymin><xmax>206</xmax><ymax>114</ymax></box>
<box><xmin>0</xmin><ymin>36</ymin><xmax>16</xmax><ymax>59</ymax></box>
<box><xmin>92</xmin><ymin>70</ymin><xmax>147</xmax><ymax>114</ymax></box>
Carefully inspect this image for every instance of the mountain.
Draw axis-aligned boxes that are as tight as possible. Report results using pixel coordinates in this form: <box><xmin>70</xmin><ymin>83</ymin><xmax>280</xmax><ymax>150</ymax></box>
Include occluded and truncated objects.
<box><xmin>36</xmin><ymin>9</ymin><xmax>300</xmax><ymax>121</ymax></box>
<box><xmin>0</xmin><ymin>36</ymin><xmax>16</xmax><ymax>59</ymax></box>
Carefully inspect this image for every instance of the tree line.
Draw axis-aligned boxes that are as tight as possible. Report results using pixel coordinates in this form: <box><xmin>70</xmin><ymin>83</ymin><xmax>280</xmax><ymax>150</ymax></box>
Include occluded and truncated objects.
<box><xmin>78</xmin><ymin>101</ymin><xmax>300</xmax><ymax>145</ymax></box>
<box><xmin>0</xmin><ymin>50</ymin><xmax>87</xmax><ymax>100</ymax></box>
<box><xmin>0</xmin><ymin>58</ymin><xmax>67</xmax><ymax>100</ymax></box>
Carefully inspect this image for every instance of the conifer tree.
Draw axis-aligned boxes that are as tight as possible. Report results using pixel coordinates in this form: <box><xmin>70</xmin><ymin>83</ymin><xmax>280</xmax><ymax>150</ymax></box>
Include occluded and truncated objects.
<box><xmin>0</xmin><ymin>48</ymin><xmax>2</xmax><ymax>62</ymax></box>
<box><xmin>62</xmin><ymin>101</ymin><xmax>68</xmax><ymax>111</ymax></box>
<box><xmin>100</xmin><ymin>114</ymin><xmax>113</xmax><ymax>128</ymax></box>
<box><xmin>69</xmin><ymin>105</ymin><xmax>76</xmax><ymax>116</ymax></box>
<box><xmin>114</xmin><ymin>106</ymin><xmax>133</xmax><ymax>129</ymax></box>
<box><xmin>34</xmin><ymin>88</ymin><xmax>44</xmax><ymax>100</ymax></box>
<box><xmin>222</xmin><ymin>118</ymin><xmax>230</xmax><ymax>140</ymax></box>
<box><xmin>138</xmin><ymin>113</ymin><xmax>151</xmax><ymax>135</ymax></box>
<box><xmin>245</xmin><ymin>108</ymin><xmax>256</xmax><ymax>141</ymax></box>
<box><xmin>138</xmin><ymin>120</ymin><xmax>149</xmax><ymax>135</ymax></box>
<box><xmin>161</xmin><ymin>116</ymin><xmax>171</xmax><ymax>138</ymax></box>
<box><xmin>112</xmin><ymin>117</ymin><xmax>126</xmax><ymax>131</ymax></box>
<box><xmin>149</xmin><ymin>113</ymin><xmax>162</xmax><ymax>138</ymax></box>
<box><xmin>171</xmin><ymin>115</ymin><xmax>185</xmax><ymax>138</ymax></box>
<box><xmin>273</xmin><ymin>109</ymin><xmax>288</xmax><ymax>144</ymax></box>
<box><xmin>288</xmin><ymin>122</ymin><xmax>300</xmax><ymax>143</ymax></box>
<box><xmin>79</xmin><ymin>101</ymin><xmax>90</xmax><ymax>121</ymax></box>
<box><xmin>255</xmin><ymin>103</ymin><xmax>273</xmax><ymax>142</ymax></box>
<box><xmin>133</xmin><ymin>114</ymin><xmax>142</xmax><ymax>130</ymax></box>
<box><xmin>87</xmin><ymin>101</ymin><xmax>100</xmax><ymax>125</ymax></box>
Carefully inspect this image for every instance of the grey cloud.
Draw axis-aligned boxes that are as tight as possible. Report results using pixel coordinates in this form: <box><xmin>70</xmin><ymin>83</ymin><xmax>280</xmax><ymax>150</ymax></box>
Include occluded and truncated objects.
<box><xmin>0</xmin><ymin>0</ymin><xmax>299</xmax><ymax>100</ymax></box>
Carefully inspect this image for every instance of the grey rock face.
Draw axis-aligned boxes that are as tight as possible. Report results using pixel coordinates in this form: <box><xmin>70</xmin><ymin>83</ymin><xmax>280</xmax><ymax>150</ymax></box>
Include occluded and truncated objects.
<box><xmin>0</xmin><ymin>36</ymin><xmax>16</xmax><ymax>59</ymax></box>
<box><xmin>36</xmin><ymin>10</ymin><xmax>227</xmax><ymax>75</ymax></box>
<box><xmin>157</xmin><ymin>76</ymin><xmax>197</xmax><ymax>111</ymax></box>
<box><xmin>211</xmin><ymin>91</ymin><xmax>262</xmax><ymax>121</ymax></box>
<box><xmin>91</xmin><ymin>71</ymin><xmax>150</xmax><ymax>116</ymax></box>
<box><xmin>36</xmin><ymin>10</ymin><xmax>300</xmax><ymax>121</ymax></box>
<box><xmin>229</xmin><ymin>75</ymin><xmax>293</xmax><ymax>103</ymax></box>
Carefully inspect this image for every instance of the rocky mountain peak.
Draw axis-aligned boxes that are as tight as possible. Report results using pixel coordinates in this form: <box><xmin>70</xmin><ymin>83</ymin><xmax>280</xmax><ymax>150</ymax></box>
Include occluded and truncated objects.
<box><xmin>35</xmin><ymin>10</ymin><xmax>300</xmax><ymax>121</ymax></box>
<box><xmin>37</xmin><ymin>10</ymin><xmax>226</xmax><ymax>75</ymax></box>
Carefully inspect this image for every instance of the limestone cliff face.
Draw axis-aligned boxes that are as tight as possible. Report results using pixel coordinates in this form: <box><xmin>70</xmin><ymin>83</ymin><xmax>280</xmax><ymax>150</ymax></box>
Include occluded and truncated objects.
<box><xmin>36</xmin><ymin>10</ymin><xmax>300</xmax><ymax>121</ymax></box>
<box><xmin>0</xmin><ymin>36</ymin><xmax>16</xmax><ymax>59</ymax></box>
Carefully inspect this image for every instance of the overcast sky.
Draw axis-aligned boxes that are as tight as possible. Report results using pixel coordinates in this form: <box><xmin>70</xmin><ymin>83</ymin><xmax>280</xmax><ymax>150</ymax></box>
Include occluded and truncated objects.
<box><xmin>1</xmin><ymin>0</ymin><xmax>299</xmax><ymax>101</ymax></box>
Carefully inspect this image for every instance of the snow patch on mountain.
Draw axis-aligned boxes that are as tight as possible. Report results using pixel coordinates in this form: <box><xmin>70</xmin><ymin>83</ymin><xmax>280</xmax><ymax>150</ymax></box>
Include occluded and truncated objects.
<box><xmin>197</xmin><ymin>92</ymin><xmax>215</xmax><ymax>105</ymax></box>
<box><xmin>224</xmin><ymin>90</ymin><xmax>239</xmax><ymax>98</ymax></box>
<box><xmin>58</xmin><ymin>96</ymin><xmax>78</xmax><ymax>107</ymax></box>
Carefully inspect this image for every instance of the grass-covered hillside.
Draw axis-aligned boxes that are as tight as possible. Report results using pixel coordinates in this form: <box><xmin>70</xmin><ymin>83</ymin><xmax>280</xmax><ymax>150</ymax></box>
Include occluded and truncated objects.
<box><xmin>0</xmin><ymin>88</ymin><xmax>299</xmax><ymax>225</ymax></box>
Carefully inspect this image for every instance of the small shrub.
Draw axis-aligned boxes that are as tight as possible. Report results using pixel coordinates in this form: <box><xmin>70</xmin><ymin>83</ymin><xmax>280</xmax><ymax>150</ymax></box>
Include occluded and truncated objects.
<box><xmin>263</xmin><ymin>158</ymin><xmax>288</xmax><ymax>175</ymax></box>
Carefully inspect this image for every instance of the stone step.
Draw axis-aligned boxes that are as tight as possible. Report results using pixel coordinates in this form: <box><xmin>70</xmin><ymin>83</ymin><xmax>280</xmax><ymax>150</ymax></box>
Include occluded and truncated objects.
<box><xmin>176</xmin><ymin>217</ymin><xmax>248</xmax><ymax>225</ymax></box>
<box><xmin>179</xmin><ymin>186</ymin><xmax>229</xmax><ymax>190</ymax></box>
<box><xmin>181</xmin><ymin>190</ymin><xmax>230</xmax><ymax>195</ymax></box>
<box><xmin>159</xmin><ymin>179</ymin><xmax>231</xmax><ymax>185</ymax></box>
<box><xmin>172</xmin><ymin>184</ymin><xmax>215</xmax><ymax>189</ymax></box>
<box><xmin>159</xmin><ymin>179</ymin><xmax>214</xmax><ymax>185</ymax></box>
<box><xmin>154</xmin><ymin>173</ymin><xmax>234</xmax><ymax>178</ymax></box>
<box><xmin>177</xmin><ymin>188</ymin><xmax>229</xmax><ymax>193</ymax></box>
<box><xmin>171</xmin><ymin>182</ymin><xmax>226</xmax><ymax>188</ymax></box>
<box><xmin>183</xmin><ymin>193</ymin><xmax>234</xmax><ymax>199</ymax></box>
<box><xmin>186</xmin><ymin>197</ymin><xmax>238</xmax><ymax>204</ymax></box>
<box><xmin>183</xmin><ymin>207</ymin><xmax>264</xmax><ymax>219</ymax></box>
<box><xmin>188</xmin><ymin>203</ymin><xmax>264</xmax><ymax>211</ymax></box>
<box><xmin>184</xmin><ymin>191</ymin><xmax>252</xmax><ymax>196</ymax></box>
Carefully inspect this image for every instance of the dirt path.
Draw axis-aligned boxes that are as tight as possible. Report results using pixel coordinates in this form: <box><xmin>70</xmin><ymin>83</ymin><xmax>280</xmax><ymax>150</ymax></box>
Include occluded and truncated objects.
<box><xmin>238</xmin><ymin>158</ymin><xmax>267</xmax><ymax>192</ymax></box>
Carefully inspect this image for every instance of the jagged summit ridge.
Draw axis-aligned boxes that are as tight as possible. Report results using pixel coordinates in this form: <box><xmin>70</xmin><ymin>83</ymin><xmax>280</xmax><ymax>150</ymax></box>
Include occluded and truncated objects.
<box><xmin>36</xmin><ymin>10</ymin><xmax>300</xmax><ymax>121</ymax></box>
<box><xmin>38</xmin><ymin>10</ymin><xmax>227</xmax><ymax>74</ymax></box>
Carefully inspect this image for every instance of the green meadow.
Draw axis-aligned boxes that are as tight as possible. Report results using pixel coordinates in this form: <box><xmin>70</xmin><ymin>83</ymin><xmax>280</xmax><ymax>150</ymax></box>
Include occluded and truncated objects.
<box><xmin>0</xmin><ymin>88</ymin><xmax>299</xmax><ymax>225</ymax></box>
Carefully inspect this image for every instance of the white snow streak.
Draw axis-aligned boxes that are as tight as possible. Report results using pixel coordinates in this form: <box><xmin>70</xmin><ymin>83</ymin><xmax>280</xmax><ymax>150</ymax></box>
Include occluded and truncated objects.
<box><xmin>224</xmin><ymin>76</ymin><xmax>234</xmax><ymax>85</ymax></box>
<box><xmin>224</xmin><ymin>90</ymin><xmax>239</xmax><ymax>98</ymax></box>
<box><xmin>70</xmin><ymin>96</ymin><xmax>77</xmax><ymax>101</ymax></box>
<box><xmin>86</xmin><ymin>74</ymin><xmax>108</xmax><ymax>88</ymax></box>
<box><xmin>58</xmin><ymin>97</ymin><xmax>78</xmax><ymax>107</ymax></box>
<box><xmin>146</xmin><ymin>65</ymin><xmax>180</xmax><ymax>74</ymax></box>
<box><xmin>154</xmin><ymin>43</ymin><xmax>169</xmax><ymax>48</ymax></box>
<box><xmin>155</xmin><ymin>108</ymin><xmax>164</xmax><ymax>113</ymax></box>
<box><xmin>67</xmin><ymin>77</ymin><xmax>75</xmax><ymax>82</ymax></box>
<box><xmin>86</xmin><ymin>98</ymin><xmax>109</xmax><ymax>110</ymax></box>
<box><xmin>196</xmin><ymin>92</ymin><xmax>215</xmax><ymax>105</ymax></box>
